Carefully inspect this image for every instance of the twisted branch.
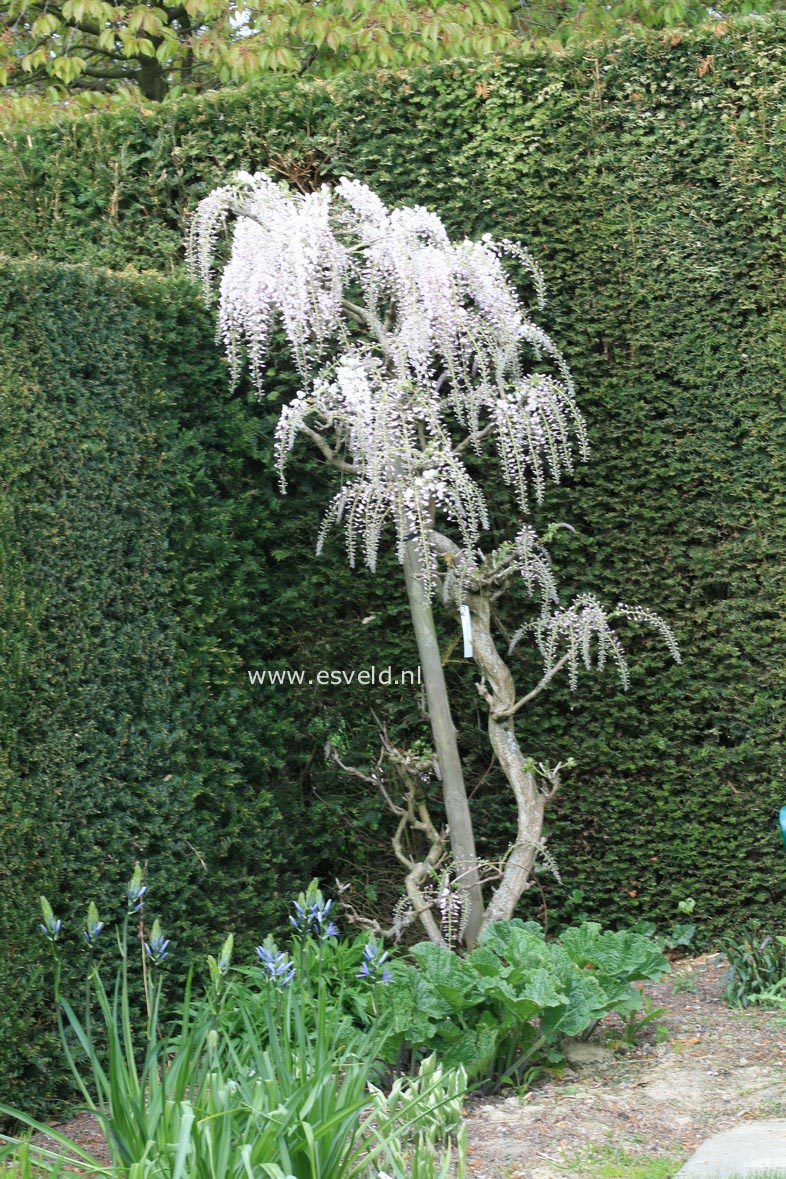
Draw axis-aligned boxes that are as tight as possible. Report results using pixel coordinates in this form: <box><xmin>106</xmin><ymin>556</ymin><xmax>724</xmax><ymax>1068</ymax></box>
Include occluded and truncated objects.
<box><xmin>329</xmin><ymin>729</ymin><xmax>448</xmax><ymax>945</ymax></box>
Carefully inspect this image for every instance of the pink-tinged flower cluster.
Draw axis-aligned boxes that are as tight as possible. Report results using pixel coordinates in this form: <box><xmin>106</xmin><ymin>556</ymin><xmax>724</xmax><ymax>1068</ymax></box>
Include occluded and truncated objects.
<box><xmin>188</xmin><ymin>172</ymin><xmax>588</xmax><ymax>591</ymax></box>
<box><xmin>188</xmin><ymin>172</ymin><xmax>350</xmax><ymax>384</ymax></box>
<box><xmin>527</xmin><ymin>592</ymin><xmax>681</xmax><ymax>691</ymax></box>
<box><xmin>512</xmin><ymin>525</ymin><xmax>559</xmax><ymax>608</ymax></box>
<box><xmin>276</xmin><ymin>352</ymin><xmax>489</xmax><ymax>594</ymax></box>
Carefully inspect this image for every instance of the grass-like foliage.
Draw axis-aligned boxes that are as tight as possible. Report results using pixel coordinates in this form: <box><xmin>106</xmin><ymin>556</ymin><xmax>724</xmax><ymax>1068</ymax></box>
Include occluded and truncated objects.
<box><xmin>0</xmin><ymin>872</ymin><xmax>671</xmax><ymax>1175</ymax></box>
<box><xmin>721</xmin><ymin>921</ymin><xmax>786</xmax><ymax>1009</ymax></box>
<box><xmin>0</xmin><ymin>875</ymin><xmax>467</xmax><ymax>1179</ymax></box>
<box><xmin>563</xmin><ymin>1141</ymin><xmax>689</xmax><ymax>1178</ymax></box>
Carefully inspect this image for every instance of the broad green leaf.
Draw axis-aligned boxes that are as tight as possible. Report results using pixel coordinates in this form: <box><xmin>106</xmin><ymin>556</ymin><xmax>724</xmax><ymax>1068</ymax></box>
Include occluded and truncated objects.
<box><xmin>410</xmin><ymin>942</ymin><xmax>481</xmax><ymax>1010</ymax></box>
<box><xmin>51</xmin><ymin>55</ymin><xmax>86</xmax><ymax>83</ymax></box>
<box><xmin>476</xmin><ymin>965</ymin><xmax>565</xmax><ymax>1022</ymax></box>
<box><xmin>539</xmin><ymin>971</ymin><xmax>610</xmax><ymax>1040</ymax></box>
<box><xmin>559</xmin><ymin>923</ymin><xmax>669</xmax><ymax>982</ymax></box>
<box><xmin>481</xmin><ymin>920</ymin><xmax>553</xmax><ymax>978</ymax></box>
<box><xmin>438</xmin><ymin>1014</ymin><xmax>500</xmax><ymax>1075</ymax></box>
<box><xmin>465</xmin><ymin>945</ymin><xmax>502</xmax><ymax>977</ymax></box>
<box><xmin>407</xmin><ymin>969</ymin><xmax>455</xmax><ymax>1022</ymax></box>
<box><xmin>30</xmin><ymin>13</ymin><xmax>61</xmax><ymax>36</ymax></box>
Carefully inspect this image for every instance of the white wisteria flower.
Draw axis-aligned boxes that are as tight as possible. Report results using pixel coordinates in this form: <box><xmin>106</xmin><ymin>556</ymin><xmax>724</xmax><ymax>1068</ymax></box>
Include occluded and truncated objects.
<box><xmin>188</xmin><ymin>171</ymin><xmax>588</xmax><ymax>595</ymax></box>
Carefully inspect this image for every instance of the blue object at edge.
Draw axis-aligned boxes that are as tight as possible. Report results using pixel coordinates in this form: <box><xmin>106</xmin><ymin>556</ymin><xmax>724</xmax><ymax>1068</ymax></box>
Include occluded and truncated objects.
<box><xmin>778</xmin><ymin>806</ymin><xmax>786</xmax><ymax>851</ymax></box>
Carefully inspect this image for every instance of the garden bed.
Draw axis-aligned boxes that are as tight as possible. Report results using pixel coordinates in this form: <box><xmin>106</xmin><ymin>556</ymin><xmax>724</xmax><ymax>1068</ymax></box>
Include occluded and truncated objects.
<box><xmin>463</xmin><ymin>954</ymin><xmax>786</xmax><ymax>1178</ymax></box>
<box><xmin>30</xmin><ymin>954</ymin><xmax>786</xmax><ymax>1179</ymax></box>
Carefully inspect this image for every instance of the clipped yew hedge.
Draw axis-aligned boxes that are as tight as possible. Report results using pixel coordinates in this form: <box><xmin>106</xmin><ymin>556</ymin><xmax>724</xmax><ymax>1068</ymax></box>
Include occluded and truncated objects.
<box><xmin>0</xmin><ymin>261</ymin><xmax>308</xmax><ymax>1111</ymax></box>
<box><xmin>0</xmin><ymin>259</ymin><xmax>430</xmax><ymax>1113</ymax></box>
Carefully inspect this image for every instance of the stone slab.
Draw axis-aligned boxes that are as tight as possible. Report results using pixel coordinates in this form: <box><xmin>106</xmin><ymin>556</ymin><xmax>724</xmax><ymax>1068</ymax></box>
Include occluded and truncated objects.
<box><xmin>676</xmin><ymin>1121</ymin><xmax>786</xmax><ymax>1177</ymax></box>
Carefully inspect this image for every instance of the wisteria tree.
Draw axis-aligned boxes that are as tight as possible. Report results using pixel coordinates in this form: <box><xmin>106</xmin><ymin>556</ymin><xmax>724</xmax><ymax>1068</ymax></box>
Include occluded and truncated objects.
<box><xmin>188</xmin><ymin>174</ymin><xmax>680</xmax><ymax>948</ymax></box>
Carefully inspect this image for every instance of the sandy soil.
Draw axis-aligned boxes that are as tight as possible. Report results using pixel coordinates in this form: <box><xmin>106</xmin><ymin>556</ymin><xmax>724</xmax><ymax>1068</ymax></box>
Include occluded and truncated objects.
<box><xmin>463</xmin><ymin>954</ymin><xmax>786</xmax><ymax>1178</ymax></box>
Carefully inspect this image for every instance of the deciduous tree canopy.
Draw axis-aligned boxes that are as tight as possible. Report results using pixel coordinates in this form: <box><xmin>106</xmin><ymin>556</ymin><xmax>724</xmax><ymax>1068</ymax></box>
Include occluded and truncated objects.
<box><xmin>0</xmin><ymin>0</ymin><xmax>516</xmax><ymax>107</ymax></box>
<box><xmin>510</xmin><ymin>0</ymin><xmax>782</xmax><ymax>43</ymax></box>
<box><xmin>3</xmin><ymin>0</ymin><xmax>782</xmax><ymax>116</ymax></box>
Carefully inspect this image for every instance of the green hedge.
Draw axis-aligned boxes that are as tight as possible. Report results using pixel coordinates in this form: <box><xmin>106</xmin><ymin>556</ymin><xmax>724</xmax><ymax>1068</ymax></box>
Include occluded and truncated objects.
<box><xmin>0</xmin><ymin>258</ymin><xmax>436</xmax><ymax>1114</ymax></box>
<box><xmin>1</xmin><ymin>18</ymin><xmax>786</xmax><ymax>1112</ymax></box>
<box><xmin>0</xmin><ymin>261</ymin><xmax>311</xmax><ymax>1112</ymax></box>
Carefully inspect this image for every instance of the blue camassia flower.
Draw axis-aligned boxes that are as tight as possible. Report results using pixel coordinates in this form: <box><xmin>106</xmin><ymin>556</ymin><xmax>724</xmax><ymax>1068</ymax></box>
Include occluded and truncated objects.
<box><xmin>290</xmin><ymin>895</ymin><xmax>338</xmax><ymax>940</ymax></box>
<box><xmin>144</xmin><ymin>920</ymin><xmax>170</xmax><ymax>965</ymax></box>
<box><xmin>127</xmin><ymin>868</ymin><xmax>147</xmax><ymax>914</ymax></box>
<box><xmin>357</xmin><ymin>939</ymin><xmax>392</xmax><ymax>985</ymax></box>
<box><xmin>39</xmin><ymin>896</ymin><xmax>61</xmax><ymax>942</ymax></box>
<box><xmin>39</xmin><ymin>916</ymin><xmax>62</xmax><ymax>942</ymax></box>
<box><xmin>257</xmin><ymin>941</ymin><xmax>296</xmax><ymax>988</ymax></box>
<box><xmin>83</xmin><ymin>902</ymin><xmax>104</xmax><ymax>947</ymax></box>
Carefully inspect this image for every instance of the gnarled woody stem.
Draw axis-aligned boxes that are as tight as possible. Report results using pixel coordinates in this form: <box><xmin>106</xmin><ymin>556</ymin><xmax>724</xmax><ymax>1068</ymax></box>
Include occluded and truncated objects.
<box><xmin>403</xmin><ymin>540</ymin><xmax>485</xmax><ymax>946</ymax></box>
<box><xmin>330</xmin><ymin>741</ymin><xmax>447</xmax><ymax>946</ymax></box>
<box><xmin>430</xmin><ymin>530</ymin><xmax>548</xmax><ymax>936</ymax></box>
<box><xmin>468</xmin><ymin>588</ymin><xmax>546</xmax><ymax>934</ymax></box>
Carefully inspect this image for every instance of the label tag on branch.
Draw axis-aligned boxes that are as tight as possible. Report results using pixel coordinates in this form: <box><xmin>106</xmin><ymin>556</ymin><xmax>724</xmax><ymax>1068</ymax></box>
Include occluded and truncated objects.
<box><xmin>460</xmin><ymin>604</ymin><xmax>473</xmax><ymax>658</ymax></box>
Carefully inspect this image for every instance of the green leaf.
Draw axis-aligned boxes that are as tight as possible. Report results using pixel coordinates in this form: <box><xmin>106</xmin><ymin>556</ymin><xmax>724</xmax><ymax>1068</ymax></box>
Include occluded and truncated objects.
<box><xmin>410</xmin><ymin>942</ymin><xmax>481</xmax><ymax>1011</ymax></box>
<box><xmin>475</xmin><ymin>966</ymin><xmax>565</xmax><ymax>1022</ymax></box>
<box><xmin>539</xmin><ymin>970</ymin><xmax>610</xmax><ymax>1040</ymax></box>
<box><xmin>559</xmin><ymin>923</ymin><xmax>669</xmax><ymax>983</ymax></box>
<box><xmin>438</xmin><ymin>1013</ymin><xmax>500</xmax><ymax>1075</ymax></box>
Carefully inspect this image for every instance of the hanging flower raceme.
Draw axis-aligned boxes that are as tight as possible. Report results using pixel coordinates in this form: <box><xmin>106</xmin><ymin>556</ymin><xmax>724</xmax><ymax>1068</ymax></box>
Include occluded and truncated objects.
<box><xmin>527</xmin><ymin>592</ymin><xmax>681</xmax><ymax>691</ymax></box>
<box><xmin>188</xmin><ymin>172</ymin><xmax>588</xmax><ymax>597</ymax></box>
<box><xmin>189</xmin><ymin>172</ymin><xmax>351</xmax><ymax>384</ymax></box>
<box><xmin>275</xmin><ymin>351</ymin><xmax>491</xmax><ymax>593</ymax></box>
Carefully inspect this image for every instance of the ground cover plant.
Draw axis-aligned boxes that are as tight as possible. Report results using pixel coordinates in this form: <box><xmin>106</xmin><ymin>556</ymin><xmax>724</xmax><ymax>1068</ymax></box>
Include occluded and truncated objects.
<box><xmin>563</xmin><ymin>1145</ymin><xmax>689</xmax><ymax>1178</ymax></box>
<box><xmin>0</xmin><ymin>870</ymin><xmax>674</xmax><ymax>1176</ymax></box>
<box><xmin>721</xmin><ymin>922</ymin><xmax>786</xmax><ymax>1008</ymax></box>
<box><xmin>188</xmin><ymin>171</ymin><xmax>681</xmax><ymax>949</ymax></box>
<box><xmin>8</xmin><ymin>941</ymin><xmax>786</xmax><ymax>1177</ymax></box>
<box><xmin>387</xmin><ymin>918</ymin><xmax>669</xmax><ymax>1088</ymax></box>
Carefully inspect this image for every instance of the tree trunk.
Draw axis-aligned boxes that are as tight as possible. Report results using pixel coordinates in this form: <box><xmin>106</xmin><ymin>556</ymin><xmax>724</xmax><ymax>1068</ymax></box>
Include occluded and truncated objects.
<box><xmin>138</xmin><ymin>55</ymin><xmax>168</xmax><ymax>101</ymax></box>
<box><xmin>427</xmin><ymin>529</ymin><xmax>549</xmax><ymax>935</ymax></box>
<box><xmin>464</xmin><ymin>590</ymin><xmax>546</xmax><ymax>936</ymax></box>
<box><xmin>403</xmin><ymin>542</ymin><xmax>485</xmax><ymax>946</ymax></box>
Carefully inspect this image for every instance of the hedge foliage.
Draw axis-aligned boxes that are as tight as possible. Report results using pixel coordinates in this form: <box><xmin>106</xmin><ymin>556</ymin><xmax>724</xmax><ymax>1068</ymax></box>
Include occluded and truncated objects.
<box><xmin>0</xmin><ymin>261</ymin><xmax>318</xmax><ymax>1111</ymax></box>
<box><xmin>1</xmin><ymin>15</ymin><xmax>786</xmax><ymax>1107</ymax></box>
<box><xmin>0</xmin><ymin>258</ymin><xmax>436</xmax><ymax>1113</ymax></box>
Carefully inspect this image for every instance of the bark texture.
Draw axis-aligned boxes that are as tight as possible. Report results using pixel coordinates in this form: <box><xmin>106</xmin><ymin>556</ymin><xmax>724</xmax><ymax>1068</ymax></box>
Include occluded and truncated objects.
<box><xmin>403</xmin><ymin>541</ymin><xmax>485</xmax><ymax>945</ymax></box>
<box><xmin>430</xmin><ymin>530</ymin><xmax>549</xmax><ymax>936</ymax></box>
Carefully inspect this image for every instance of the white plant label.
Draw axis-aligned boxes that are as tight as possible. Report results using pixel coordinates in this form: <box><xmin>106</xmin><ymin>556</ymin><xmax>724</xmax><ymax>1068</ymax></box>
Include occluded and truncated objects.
<box><xmin>460</xmin><ymin>604</ymin><xmax>473</xmax><ymax>658</ymax></box>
